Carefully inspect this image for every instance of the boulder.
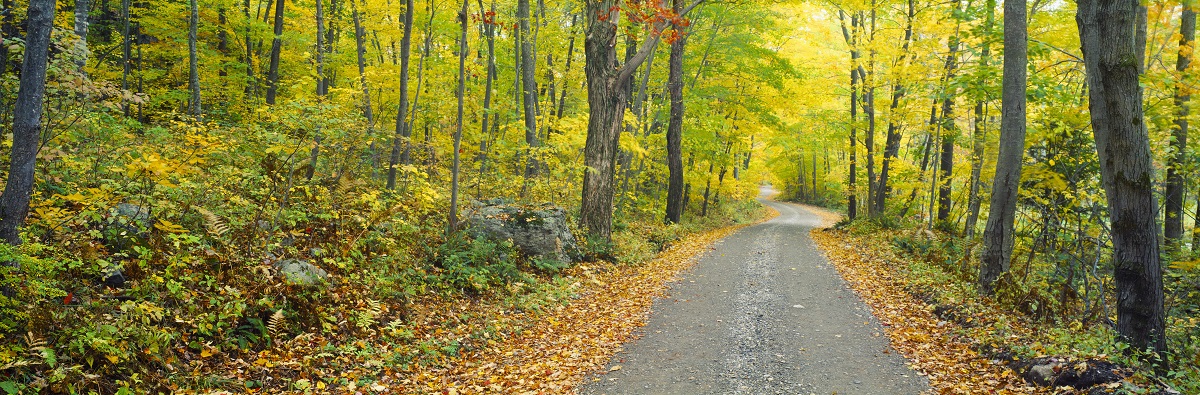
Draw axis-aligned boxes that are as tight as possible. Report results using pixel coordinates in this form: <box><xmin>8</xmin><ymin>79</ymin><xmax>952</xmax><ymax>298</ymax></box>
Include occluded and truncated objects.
<box><xmin>103</xmin><ymin>203</ymin><xmax>152</xmax><ymax>254</ymax></box>
<box><xmin>1026</xmin><ymin>363</ymin><xmax>1058</xmax><ymax>387</ymax></box>
<box><xmin>274</xmin><ymin>259</ymin><xmax>329</xmax><ymax>287</ymax></box>
<box><xmin>466</xmin><ymin>201</ymin><xmax>580</xmax><ymax>264</ymax></box>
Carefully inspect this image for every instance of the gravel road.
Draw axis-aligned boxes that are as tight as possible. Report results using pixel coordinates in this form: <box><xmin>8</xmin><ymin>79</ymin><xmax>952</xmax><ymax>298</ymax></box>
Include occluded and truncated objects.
<box><xmin>579</xmin><ymin>187</ymin><xmax>929</xmax><ymax>395</ymax></box>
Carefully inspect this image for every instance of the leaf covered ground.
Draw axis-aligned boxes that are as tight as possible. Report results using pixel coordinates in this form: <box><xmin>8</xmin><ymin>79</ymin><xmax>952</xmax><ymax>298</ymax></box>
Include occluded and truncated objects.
<box><xmin>167</xmin><ymin>210</ymin><xmax>770</xmax><ymax>394</ymax></box>
<box><xmin>812</xmin><ymin>227</ymin><xmax>1037</xmax><ymax>394</ymax></box>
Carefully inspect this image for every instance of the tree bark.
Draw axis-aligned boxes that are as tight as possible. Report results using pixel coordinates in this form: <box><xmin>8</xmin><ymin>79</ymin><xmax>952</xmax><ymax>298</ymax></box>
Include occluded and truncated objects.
<box><xmin>74</xmin><ymin>0</ymin><xmax>90</xmax><ymax>72</ymax></box>
<box><xmin>518</xmin><ymin>0</ymin><xmax>540</xmax><ymax>198</ymax></box>
<box><xmin>264</xmin><ymin>0</ymin><xmax>285</xmax><ymax>105</ymax></box>
<box><xmin>0</xmin><ymin>0</ymin><xmax>55</xmax><ymax>244</ymax></box>
<box><xmin>979</xmin><ymin>0</ymin><xmax>1027</xmax><ymax>295</ymax></box>
<box><xmin>478</xmin><ymin>0</ymin><xmax>496</xmax><ymax>174</ymax></box>
<box><xmin>839</xmin><ymin>10</ymin><xmax>861</xmax><ymax>220</ymax></box>
<box><xmin>188</xmin><ymin>0</ymin><xmax>201</xmax><ymax>119</ymax></box>
<box><xmin>1076</xmin><ymin>0</ymin><xmax>1166</xmax><ymax>354</ymax></box>
<box><xmin>386</xmin><ymin>0</ymin><xmax>415</xmax><ymax>189</ymax></box>
<box><xmin>1165</xmin><ymin>4</ymin><xmax>1195</xmax><ymax>249</ymax></box>
<box><xmin>872</xmin><ymin>0</ymin><xmax>914</xmax><ymax>217</ymax></box>
<box><xmin>581</xmin><ymin>0</ymin><xmax>704</xmax><ymax>240</ymax></box>
<box><xmin>665</xmin><ymin>0</ymin><xmax>687</xmax><ymax>224</ymax></box>
<box><xmin>964</xmin><ymin>0</ymin><xmax>995</xmax><ymax>238</ymax></box>
<box><xmin>449</xmin><ymin>0</ymin><xmax>468</xmax><ymax>233</ymax></box>
<box><xmin>315</xmin><ymin>0</ymin><xmax>328</xmax><ymax>97</ymax></box>
<box><xmin>352</xmin><ymin>0</ymin><xmax>373</xmax><ymax>126</ymax></box>
<box><xmin>937</xmin><ymin>10</ymin><xmax>962</xmax><ymax>224</ymax></box>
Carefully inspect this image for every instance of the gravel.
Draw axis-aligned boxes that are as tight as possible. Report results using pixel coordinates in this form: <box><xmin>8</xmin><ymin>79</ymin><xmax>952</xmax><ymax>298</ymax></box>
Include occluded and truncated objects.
<box><xmin>579</xmin><ymin>187</ymin><xmax>929</xmax><ymax>395</ymax></box>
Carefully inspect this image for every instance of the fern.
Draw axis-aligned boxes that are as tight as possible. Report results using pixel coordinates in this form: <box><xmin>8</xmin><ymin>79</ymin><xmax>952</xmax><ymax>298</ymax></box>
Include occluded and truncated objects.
<box><xmin>267</xmin><ymin>310</ymin><xmax>285</xmax><ymax>343</ymax></box>
<box><xmin>195</xmin><ymin>207</ymin><xmax>230</xmax><ymax>236</ymax></box>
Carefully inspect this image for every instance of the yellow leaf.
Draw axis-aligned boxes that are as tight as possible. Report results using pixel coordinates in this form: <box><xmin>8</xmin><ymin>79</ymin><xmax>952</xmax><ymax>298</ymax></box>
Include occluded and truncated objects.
<box><xmin>105</xmin><ymin>354</ymin><xmax>118</xmax><ymax>364</ymax></box>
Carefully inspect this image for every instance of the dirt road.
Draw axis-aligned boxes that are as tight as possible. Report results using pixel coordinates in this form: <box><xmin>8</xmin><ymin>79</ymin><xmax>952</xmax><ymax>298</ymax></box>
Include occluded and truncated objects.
<box><xmin>579</xmin><ymin>188</ymin><xmax>929</xmax><ymax>395</ymax></box>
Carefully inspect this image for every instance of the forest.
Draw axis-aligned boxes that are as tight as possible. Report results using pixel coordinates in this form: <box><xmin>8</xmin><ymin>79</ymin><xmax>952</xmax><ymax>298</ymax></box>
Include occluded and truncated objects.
<box><xmin>0</xmin><ymin>0</ymin><xmax>1195</xmax><ymax>392</ymax></box>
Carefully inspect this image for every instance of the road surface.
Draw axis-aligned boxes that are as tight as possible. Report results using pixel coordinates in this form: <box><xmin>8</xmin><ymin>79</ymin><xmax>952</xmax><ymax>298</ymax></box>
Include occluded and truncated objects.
<box><xmin>580</xmin><ymin>187</ymin><xmax>928</xmax><ymax>395</ymax></box>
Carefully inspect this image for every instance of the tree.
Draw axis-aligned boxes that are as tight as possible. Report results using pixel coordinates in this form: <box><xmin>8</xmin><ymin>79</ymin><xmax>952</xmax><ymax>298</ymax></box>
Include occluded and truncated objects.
<box><xmin>872</xmin><ymin>0</ymin><xmax>914</xmax><ymax>216</ymax></box>
<box><xmin>188</xmin><ymin>0</ymin><xmax>201</xmax><ymax>119</ymax></box>
<box><xmin>978</xmin><ymin>0</ymin><xmax>1026</xmax><ymax>295</ymax></box>
<box><xmin>1165</xmin><ymin>3</ymin><xmax>1195</xmax><ymax>250</ymax></box>
<box><xmin>936</xmin><ymin>2</ymin><xmax>962</xmax><ymax>225</ymax></box>
<box><xmin>264</xmin><ymin>0</ymin><xmax>286</xmax><ymax>105</ymax></box>
<box><xmin>0</xmin><ymin>0</ymin><xmax>56</xmax><ymax>244</ymax></box>
<box><xmin>963</xmin><ymin>0</ymin><xmax>995</xmax><ymax>238</ymax></box>
<box><xmin>518</xmin><ymin>0</ymin><xmax>539</xmax><ymax>198</ymax></box>
<box><xmin>448</xmin><ymin>0</ymin><xmax>468</xmax><ymax>233</ymax></box>
<box><xmin>665</xmin><ymin>0</ymin><xmax>688</xmax><ymax>224</ymax></box>
<box><xmin>1076</xmin><ymin>0</ymin><xmax>1166</xmax><ymax>354</ymax></box>
<box><xmin>74</xmin><ymin>0</ymin><xmax>90</xmax><ymax>72</ymax></box>
<box><xmin>386</xmin><ymin>0</ymin><xmax>415</xmax><ymax>189</ymax></box>
<box><xmin>580</xmin><ymin>0</ymin><xmax>703</xmax><ymax>240</ymax></box>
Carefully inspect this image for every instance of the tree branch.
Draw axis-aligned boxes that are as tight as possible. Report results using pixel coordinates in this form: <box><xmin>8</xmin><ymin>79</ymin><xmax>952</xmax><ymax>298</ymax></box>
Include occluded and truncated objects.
<box><xmin>615</xmin><ymin>0</ymin><xmax>707</xmax><ymax>87</ymax></box>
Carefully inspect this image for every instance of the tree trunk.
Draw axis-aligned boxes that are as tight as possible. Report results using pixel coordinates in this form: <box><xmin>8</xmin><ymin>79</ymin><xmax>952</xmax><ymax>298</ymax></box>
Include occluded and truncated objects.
<box><xmin>556</xmin><ymin>14</ymin><xmax>578</xmax><ymax>120</ymax></box>
<box><xmin>937</xmin><ymin>13</ymin><xmax>962</xmax><ymax>224</ymax></box>
<box><xmin>264</xmin><ymin>0</ymin><xmax>285</xmax><ymax>105</ymax></box>
<box><xmin>74</xmin><ymin>0</ymin><xmax>90</xmax><ymax>72</ymax></box>
<box><xmin>964</xmin><ymin>0</ymin><xmax>995</xmax><ymax>238</ymax></box>
<box><xmin>478</xmin><ymin>0</ymin><xmax>496</xmax><ymax>175</ymax></box>
<box><xmin>307</xmin><ymin>0</ymin><xmax>327</xmax><ymax>181</ymax></box>
<box><xmin>315</xmin><ymin>0</ymin><xmax>328</xmax><ymax>97</ymax></box>
<box><xmin>1165</xmin><ymin>4</ymin><xmax>1195</xmax><ymax>250</ymax></box>
<box><xmin>188</xmin><ymin>0</ymin><xmax>201</xmax><ymax>119</ymax></box>
<box><xmin>0</xmin><ymin>0</ymin><xmax>55</xmax><ymax>244</ymax></box>
<box><xmin>121</xmin><ymin>0</ymin><xmax>131</xmax><ymax>100</ymax></box>
<box><xmin>872</xmin><ymin>0</ymin><xmax>913</xmax><ymax>217</ymax></box>
<box><xmin>580</xmin><ymin>0</ymin><xmax>703</xmax><ymax>239</ymax></box>
<box><xmin>839</xmin><ymin>11</ymin><xmax>861</xmax><ymax>220</ymax></box>
<box><xmin>352</xmin><ymin>0</ymin><xmax>373</xmax><ymax>126</ymax></box>
<box><xmin>449</xmin><ymin>0</ymin><xmax>468</xmax><ymax>233</ymax></box>
<box><xmin>865</xmin><ymin>9</ymin><xmax>878</xmax><ymax>218</ymax></box>
<box><xmin>386</xmin><ymin>0</ymin><xmax>415</xmax><ymax>189</ymax></box>
<box><xmin>1077</xmin><ymin>0</ymin><xmax>1166</xmax><ymax>354</ymax></box>
<box><xmin>244</xmin><ymin>0</ymin><xmax>255</xmax><ymax>99</ymax></box>
<box><xmin>665</xmin><ymin>0</ymin><xmax>686</xmax><ymax>224</ymax></box>
<box><xmin>979</xmin><ymin>0</ymin><xmax>1027</xmax><ymax>295</ymax></box>
<box><xmin>518</xmin><ymin>0</ymin><xmax>540</xmax><ymax>198</ymax></box>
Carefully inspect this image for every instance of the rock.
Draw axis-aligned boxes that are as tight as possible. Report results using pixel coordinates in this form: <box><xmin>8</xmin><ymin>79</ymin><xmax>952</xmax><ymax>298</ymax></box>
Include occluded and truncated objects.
<box><xmin>1056</xmin><ymin>360</ymin><xmax>1125</xmax><ymax>389</ymax></box>
<box><xmin>273</xmin><ymin>259</ymin><xmax>329</xmax><ymax>287</ymax></box>
<box><xmin>466</xmin><ymin>202</ymin><xmax>580</xmax><ymax>264</ymax></box>
<box><xmin>102</xmin><ymin>265</ymin><xmax>127</xmax><ymax>288</ymax></box>
<box><xmin>103</xmin><ymin>203</ymin><xmax>152</xmax><ymax>254</ymax></box>
<box><xmin>1026</xmin><ymin>363</ymin><xmax>1058</xmax><ymax>387</ymax></box>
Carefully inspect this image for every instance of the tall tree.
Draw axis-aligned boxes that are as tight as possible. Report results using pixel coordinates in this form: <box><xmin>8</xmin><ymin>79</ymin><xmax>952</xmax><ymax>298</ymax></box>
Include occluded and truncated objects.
<box><xmin>477</xmin><ymin>0</ymin><xmax>497</xmax><ymax>175</ymax></box>
<box><xmin>264</xmin><ymin>0</ymin><xmax>286</xmax><ymax>105</ymax></box>
<box><xmin>0</xmin><ymin>0</ymin><xmax>56</xmax><ymax>244</ymax></box>
<box><xmin>1077</xmin><ymin>0</ymin><xmax>1166</xmax><ymax>354</ymax></box>
<box><xmin>449</xmin><ymin>0</ymin><xmax>468</xmax><ymax>233</ymax></box>
<box><xmin>188</xmin><ymin>0</ymin><xmax>201</xmax><ymax>118</ymax></box>
<box><xmin>518</xmin><ymin>0</ymin><xmax>540</xmax><ymax>198</ymax></box>
<box><xmin>1165</xmin><ymin>3</ymin><xmax>1196</xmax><ymax>250</ymax></box>
<box><xmin>74</xmin><ymin>0</ymin><xmax>90</xmax><ymax>72</ymax></box>
<box><xmin>664</xmin><ymin>0</ymin><xmax>687</xmax><ymax>224</ymax></box>
<box><xmin>872</xmin><ymin>0</ymin><xmax>914</xmax><ymax>216</ymax></box>
<box><xmin>351</xmin><ymin>0</ymin><xmax>373</xmax><ymax>126</ymax></box>
<box><xmin>580</xmin><ymin>0</ymin><xmax>704</xmax><ymax>240</ymax></box>
<box><xmin>838</xmin><ymin>10</ymin><xmax>862</xmax><ymax>220</ymax></box>
<box><xmin>936</xmin><ymin>2</ymin><xmax>963</xmax><ymax>225</ymax></box>
<box><xmin>963</xmin><ymin>0</ymin><xmax>996</xmax><ymax>238</ymax></box>
<box><xmin>979</xmin><ymin>0</ymin><xmax>1027</xmax><ymax>295</ymax></box>
<box><xmin>386</xmin><ymin>0</ymin><xmax>416</xmax><ymax>189</ymax></box>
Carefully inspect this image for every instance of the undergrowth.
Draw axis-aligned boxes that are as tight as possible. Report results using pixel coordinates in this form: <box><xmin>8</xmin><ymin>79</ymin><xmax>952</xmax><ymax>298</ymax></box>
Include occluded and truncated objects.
<box><xmin>838</xmin><ymin>220</ymin><xmax>1200</xmax><ymax>394</ymax></box>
